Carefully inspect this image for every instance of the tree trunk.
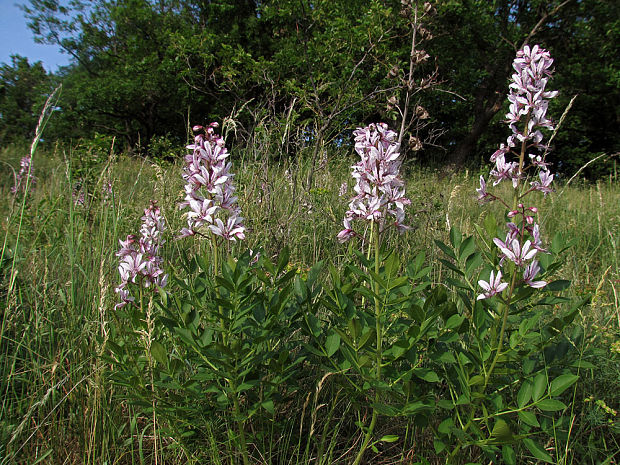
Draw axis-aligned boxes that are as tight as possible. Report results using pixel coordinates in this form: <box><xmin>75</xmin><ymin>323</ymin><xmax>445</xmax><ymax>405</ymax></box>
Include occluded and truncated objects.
<box><xmin>446</xmin><ymin>96</ymin><xmax>503</xmax><ymax>171</ymax></box>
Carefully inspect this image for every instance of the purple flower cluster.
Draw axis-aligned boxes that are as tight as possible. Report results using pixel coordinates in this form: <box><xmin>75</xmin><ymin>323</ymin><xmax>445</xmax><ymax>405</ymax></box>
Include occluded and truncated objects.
<box><xmin>178</xmin><ymin>123</ymin><xmax>246</xmax><ymax>241</ymax></box>
<box><xmin>115</xmin><ymin>201</ymin><xmax>168</xmax><ymax>310</ymax></box>
<box><xmin>11</xmin><ymin>155</ymin><xmax>35</xmax><ymax>194</ymax></box>
<box><xmin>338</xmin><ymin>123</ymin><xmax>410</xmax><ymax>242</ymax></box>
<box><xmin>477</xmin><ymin>45</ymin><xmax>559</xmax><ymax>299</ymax></box>
<box><xmin>479</xmin><ymin>45</ymin><xmax>558</xmax><ymax>193</ymax></box>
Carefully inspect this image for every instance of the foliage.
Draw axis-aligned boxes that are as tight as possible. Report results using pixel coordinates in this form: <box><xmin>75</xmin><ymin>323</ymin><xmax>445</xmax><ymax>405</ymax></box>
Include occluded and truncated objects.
<box><xmin>1</xmin><ymin>0</ymin><xmax>614</xmax><ymax>176</ymax></box>
<box><xmin>1</xmin><ymin>139</ymin><xmax>619</xmax><ymax>463</ymax></box>
<box><xmin>0</xmin><ymin>56</ymin><xmax>54</xmax><ymax>145</ymax></box>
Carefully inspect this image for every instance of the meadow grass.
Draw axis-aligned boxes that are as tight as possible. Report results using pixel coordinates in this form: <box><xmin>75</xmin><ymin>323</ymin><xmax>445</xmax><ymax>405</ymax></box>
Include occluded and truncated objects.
<box><xmin>0</xmin><ymin>141</ymin><xmax>618</xmax><ymax>464</ymax></box>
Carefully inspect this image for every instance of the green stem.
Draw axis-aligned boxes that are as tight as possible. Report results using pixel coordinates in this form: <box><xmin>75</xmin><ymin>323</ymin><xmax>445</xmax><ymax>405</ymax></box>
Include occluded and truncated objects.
<box><xmin>353</xmin><ymin>223</ymin><xmax>382</xmax><ymax>465</ymax></box>
<box><xmin>211</xmin><ymin>234</ymin><xmax>227</xmax><ymax>344</ymax></box>
<box><xmin>484</xmin><ymin>270</ymin><xmax>518</xmax><ymax>389</ymax></box>
<box><xmin>487</xmin><ymin>111</ymin><xmax>532</xmax><ymax>387</ymax></box>
<box><xmin>230</xmin><ymin>382</ymin><xmax>250</xmax><ymax>465</ymax></box>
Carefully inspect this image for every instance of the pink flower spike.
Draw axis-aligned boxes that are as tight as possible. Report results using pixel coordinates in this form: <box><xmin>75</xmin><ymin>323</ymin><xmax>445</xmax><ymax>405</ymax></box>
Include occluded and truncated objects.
<box><xmin>180</xmin><ymin>123</ymin><xmax>245</xmax><ymax>241</ymax></box>
<box><xmin>477</xmin><ymin>270</ymin><xmax>508</xmax><ymax>300</ymax></box>
<box><xmin>339</xmin><ymin>123</ymin><xmax>408</xmax><ymax>240</ymax></box>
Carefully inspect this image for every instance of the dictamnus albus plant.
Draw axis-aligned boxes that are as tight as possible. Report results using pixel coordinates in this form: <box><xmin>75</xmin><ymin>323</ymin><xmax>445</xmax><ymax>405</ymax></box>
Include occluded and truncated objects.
<box><xmin>432</xmin><ymin>46</ymin><xmax>582</xmax><ymax>463</ymax></box>
<box><xmin>115</xmin><ymin>201</ymin><xmax>167</xmax><ymax>310</ymax></box>
<box><xmin>476</xmin><ymin>44</ymin><xmax>558</xmax><ymax>301</ymax></box>
<box><xmin>178</xmin><ymin>122</ymin><xmax>246</xmax><ymax>242</ymax></box>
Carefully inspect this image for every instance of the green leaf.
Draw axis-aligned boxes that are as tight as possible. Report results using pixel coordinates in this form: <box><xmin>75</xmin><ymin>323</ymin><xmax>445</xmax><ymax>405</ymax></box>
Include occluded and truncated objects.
<box><xmin>532</xmin><ymin>373</ymin><xmax>547</xmax><ymax>402</ymax></box>
<box><xmin>438</xmin><ymin>418</ymin><xmax>454</xmax><ymax>434</ymax></box>
<box><xmin>435</xmin><ymin>240</ymin><xmax>456</xmax><ymax>260</ymax></box>
<box><xmin>522</xmin><ymin>358</ymin><xmax>536</xmax><ymax>375</ymax></box>
<box><xmin>325</xmin><ymin>330</ymin><xmax>341</xmax><ymax>357</ymax></box>
<box><xmin>174</xmin><ymin>327</ymin><xmax>195</xmax><ymax>346</ymax></box>
<box><xmin>546</xmin><ymin>280</ymin><xmax>571</xmax><ymax>291</ymax></box>
<box><xmin>502</xmin><ymin>445</ymin><xmax>516</xmax><ymax>465</ymax></box>
<box><xmin>402</xmin><ymin>401</ymin><xmax>430</xmax><ymax>415</ymax></box>
<box><xmin>357</xmin><ymin>328</ymin><xmax>375</xmax><ymax>350</ymax></box>
<box><xmin>150</xmin><ymin>341</ymin><xmax>167</xmax><ymax>367</ymax></box>
<box><xmin>439</xmin><ymin>258</ymin><xmax>464</xmax><ymax>275</ymax></box>
<box><xmin>306</xmin><ymin>313</ymin><xmax>321</xmax><ymax>337</ymax></box>
<box><xmin>458</xmin><ymin>236</ymin><xmax>475</xmax><ymax>261</ymax></box>
<box><xmin>484</xmin><ymin>212</ymin><xmax>497</xmax><ymax>237</ymax></box>
<box><xmin>380</xmin><ymin>435</ymin><xmax>399</xmax><ymax>443</ymax></box>
<box><xmin>517</xmin><ymin>380</ymin><xmax>532</xmax><ymax>409</ymax></box>
<box><xmin>294</xmin><ymin>276</ymin><xmax>308</xmax><ymax>300</ymax></box>
<box><xmin>261</xmin><ymin>399</ymin><xmax>275</xmax><ymax>415</ymax></box>
<box><xmin>450</xmin><ymin>226</ymin><xmax>462</xmax><ymax>248</ymax></box>
<box><xmin>571</xmin><ymin>360</ymin><xmax>595</xmax><ymax>369</ymax></box>
<box><xmin>301</xmin><ymin>342</ymin><xmax>323</xmax><ymax>357</ymax></box>
<box><xmin>445</xmin><ymin>313</ymin><xmax>465</xmax><ymax>330</ymax></box>
<box><xmin>434</xmin><ymin>439</ymin><xmax>446</xmax><ymax>453</ymax></box>
<box><xmin>536</xmin><ymin>399</ymin><xmax>567</xmax><ymax>411</ymax></box>
<box><xmin>413</xmin><ymin>368</ymin><xmax>440</xmax><ymax>383</ymax></box>
<box><xmin>437</xmin><ymin>399</ymin><xmax>454</xmax><ymax>410</ymax></box>
<box><xmin>518</xmin><ymin>410</ymin><xmax>540</xmax><ymax>427</ymax></box>
<box><xmin>384</xmin><ymin>251</ymin><xmax>400</xmax><ymax>278</ymax></box>
<box><xmin>491</xmin><ymin>419</ymin><xmax>513</xmax><ymax>441</ymax></box>
<box><xmin>277</xmin><ymin>246</ymin><xmax>290</xmax><ymax>274</ymax></box>
<box><xmin>523</xmin><ymin>438</ymin><xmax>553</xmax><ymax>463</ymax></box>
<box><xmin>549</xmin><ymin>374</ymin><xmax>578</xmax><ymax>396</ymax></box>
<box><xmin>371</xmin><ymin>402</ymin><xmax>399</xmax><ymax>416</ymax></box>
<box><xmin>307</xmin><ymin>260</ymin><xmax>323</xmax><ymax>286</ymax></box>
<box><xmin>465</xmin><ymin>252</ymin><xmax>482</xmax><ymax>275</ymax></box>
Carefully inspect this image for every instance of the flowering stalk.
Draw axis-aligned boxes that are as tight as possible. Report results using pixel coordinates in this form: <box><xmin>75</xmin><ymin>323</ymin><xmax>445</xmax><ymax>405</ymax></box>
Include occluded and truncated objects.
<box><xmin>115</xmin><ymin>201</ymin><xmax>168</xmax><ymax>310</ymax></box>
<box><xmin>113</xmin><ymin>202</ymin><xmax>166</xmax><ymax>465</ymax></box>
<box><xmin>337</xmin><ymin>123</ymin><xmax>409</xmax><ymax>465</ymax></box>
<box><xmin>178</xmin><ymin>123</ymin><xmax>246</xmax><ymax>245</ymax></box>
<box><xmin>476</xmin><ymin>45</ymin><xmax>558</xmax><ymax>383</ymax></box>
<box><xmin>178</xmin><ymin>123</ymin><xmax>250</xmax><ymax>465</ymax></box>
<box><xmin>338</xmin><ymin>123</ymin><xmax>410</xmax><ymax>244</ymax></box>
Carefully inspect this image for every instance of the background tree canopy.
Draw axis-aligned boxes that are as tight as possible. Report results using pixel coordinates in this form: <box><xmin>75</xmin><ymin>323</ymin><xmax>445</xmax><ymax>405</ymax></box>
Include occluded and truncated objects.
<box><xmin>1</xmin><ymin>0</ymin><xmax>618</xmax><ymax>178</ymax></box>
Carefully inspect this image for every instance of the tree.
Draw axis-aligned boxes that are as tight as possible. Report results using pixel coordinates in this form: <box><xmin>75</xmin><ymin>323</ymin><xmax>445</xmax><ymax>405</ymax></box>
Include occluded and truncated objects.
<box><xmin>23</xmin><ymin>0</ymin><xmax>199</xmax><ymax>147</ymax></box>
<box><xmin>0</xmin><ymin>55</ymin><xmax>53</xmax><ymax>145</ymax></box>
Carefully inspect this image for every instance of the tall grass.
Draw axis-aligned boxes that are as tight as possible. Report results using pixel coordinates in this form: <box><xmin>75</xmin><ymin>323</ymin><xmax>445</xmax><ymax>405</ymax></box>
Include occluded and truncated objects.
<box><xmin>0</xmin><ymin>137</ymin><xmax>618</xmax><ymax>463</ymax></box>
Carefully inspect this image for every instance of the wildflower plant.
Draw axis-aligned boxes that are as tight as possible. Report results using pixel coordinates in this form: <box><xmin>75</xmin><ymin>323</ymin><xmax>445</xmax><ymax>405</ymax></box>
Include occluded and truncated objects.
<box><xmin>115</xmin><ymin>201</ymin><xmax>168</xmax><ymax>310</ymax></box>
<box><xmin>133</xmin><ymin>123</ymin><xmax>314</xmax><ymax>465</ymax></box>
<box><xmin>306</xmin><ymin>123</ymin><xmax>441</xmax><ymax>465</ymax></box>
<box><xmin>108</xmin><ymin>200</ymin><xmax>168</xmax><ymax>465</ymax></box>
<box><xmin>178</xmin><ymin>122</ymin><xmax>245</xmax><ymax>243</ymax></box>
<box><xmin>432</xmin><ymin>45</ymin><xmax>585</xmax><ymax>463</ymax></box>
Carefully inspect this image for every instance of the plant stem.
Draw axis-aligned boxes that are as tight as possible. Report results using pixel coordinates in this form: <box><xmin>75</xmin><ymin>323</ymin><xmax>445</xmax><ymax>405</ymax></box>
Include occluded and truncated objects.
<box><xmin>230</xmin><ymin>382</ymin><xmax>250</xmax><ymax>465</ymax></box>
<box><xmin>211</xmin><ymin>234</ymin><xmax>227</xmax><ymax>345</ymax></box>
<box><xmin>484</xmin><ymin>270</ymin><xmax>518</xmax><ymax>389</ymax></box>
<box><xmin>353</xmin><ymin>223</ymin><xmax>382</xmax><ymax>465</ymax></box>
<box><xmin>487</xmin><ymin>111</ymin><xmax>531</xmax><ymax>386</ymax></box>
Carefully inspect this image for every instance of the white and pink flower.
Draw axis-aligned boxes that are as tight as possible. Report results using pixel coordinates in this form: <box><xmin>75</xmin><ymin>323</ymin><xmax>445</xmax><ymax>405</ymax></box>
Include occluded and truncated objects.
<box><xmin>338</xmin><ymin>123</ymin><xmax>410</xmax><ymax>241</ymax></box>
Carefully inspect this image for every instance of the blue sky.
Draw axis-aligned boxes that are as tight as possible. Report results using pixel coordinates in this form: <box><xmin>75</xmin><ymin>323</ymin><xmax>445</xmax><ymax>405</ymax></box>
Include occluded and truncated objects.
<box><xmin>0</xmin><ymin>0</ymin><xmax>72</xmax><ymax>72</ymax></box>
